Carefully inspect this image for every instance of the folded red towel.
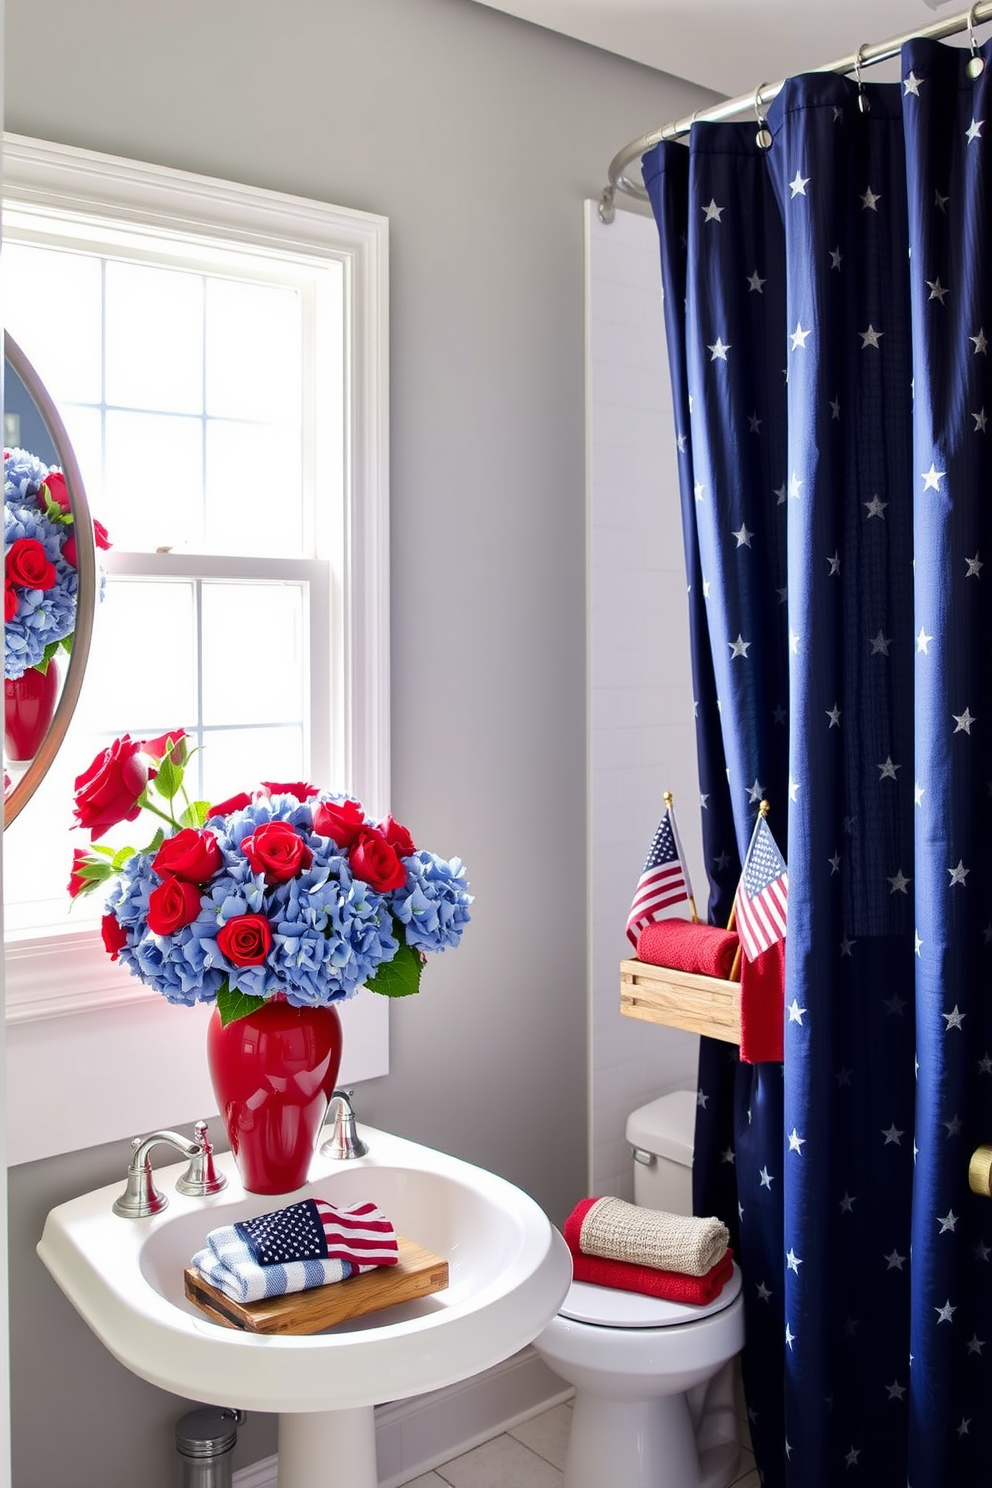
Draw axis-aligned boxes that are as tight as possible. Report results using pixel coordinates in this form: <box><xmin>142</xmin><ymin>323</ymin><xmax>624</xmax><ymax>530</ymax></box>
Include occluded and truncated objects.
<box><xmin>569</xmin><ymin>1248</ymin><xmax>734</xmax><ymax>1305</ymax></box>
<box><xmin>739</xmin><ymin>937</ymin><xmax>785</xmax><ymax>1063</ymax></box>
<box><xmin>636</xmin><ymin>918</ymin><xmax>739</xmax><ymax>980</ymax></box>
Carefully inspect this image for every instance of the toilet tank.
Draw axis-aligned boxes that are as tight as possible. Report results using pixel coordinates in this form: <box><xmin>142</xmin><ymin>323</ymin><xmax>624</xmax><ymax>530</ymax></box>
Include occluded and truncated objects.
<box><xmin>626</xmin><ymin>1088</ymin><xmax>696</xmax><ymax>1215</ymax></box>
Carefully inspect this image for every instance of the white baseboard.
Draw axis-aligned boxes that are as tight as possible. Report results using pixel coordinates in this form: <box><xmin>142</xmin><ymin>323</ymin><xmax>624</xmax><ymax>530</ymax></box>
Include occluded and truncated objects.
<box><xmin>232</xmin><ymin>1345</ymin><xmax>571</xmax><ymax>1488</ymax></box>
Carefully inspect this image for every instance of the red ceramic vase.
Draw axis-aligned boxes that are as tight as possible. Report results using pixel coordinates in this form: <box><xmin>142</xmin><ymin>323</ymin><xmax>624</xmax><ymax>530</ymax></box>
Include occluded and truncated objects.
<box><xmin>4</xmin><ymin>658</ymin><xmax>60</xmax><ymax>762</ymax></box>
<box><xmin>206</xmin><ymin>998</ymin><xmax>344</xmax><ymax>1195</ymax></box>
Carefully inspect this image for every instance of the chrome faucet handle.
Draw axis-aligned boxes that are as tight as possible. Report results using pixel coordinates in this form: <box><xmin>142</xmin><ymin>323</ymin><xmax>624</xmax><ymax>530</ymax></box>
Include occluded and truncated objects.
<box><xmin>320</xmin><ymin>1088</ymin><xmax>369</xmax><ymax>1161</ymax></box>
<box><xmin>112</xmin><ymin>1129</ymin><xmax>200</xmax><ymax>1219</ymax></box>
<box><xmin>176</xmin><ymin>1120</ymin><xmax>228</xmax><ymax>1198</ymax></box>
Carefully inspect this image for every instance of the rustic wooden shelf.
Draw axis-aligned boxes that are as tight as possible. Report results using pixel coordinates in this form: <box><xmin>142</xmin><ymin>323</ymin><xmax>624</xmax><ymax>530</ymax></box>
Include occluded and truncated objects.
<box><xmin>620</xmin><ymin>958</ymin><xmax>741</xmax><ymax>1045</ymax></box>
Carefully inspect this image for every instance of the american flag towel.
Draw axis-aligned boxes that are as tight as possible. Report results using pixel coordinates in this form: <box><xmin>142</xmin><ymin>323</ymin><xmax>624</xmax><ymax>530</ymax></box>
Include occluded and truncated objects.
<box><xmin>190</xmin><ymin>1198</ymin><xmax>399</xmax><ymax>1304</ymax></box>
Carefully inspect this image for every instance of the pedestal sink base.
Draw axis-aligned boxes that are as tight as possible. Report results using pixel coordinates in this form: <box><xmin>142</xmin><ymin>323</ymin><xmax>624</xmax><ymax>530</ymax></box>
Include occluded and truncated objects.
<box><xmin>279</xmin><ymin>1407</ymin><xmax>378</xmax><ymax>1488</ymax></box>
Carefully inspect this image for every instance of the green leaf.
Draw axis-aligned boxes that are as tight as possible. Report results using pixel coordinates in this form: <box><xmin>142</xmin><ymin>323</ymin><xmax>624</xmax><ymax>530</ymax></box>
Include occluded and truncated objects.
<box><xmin>138</xmin><ymin>827</ymin><xmax>166</xmax><ymax>855</ymax></box>
<box><xmin>91</xmin><ymin>844</ymin><xmax>118</xmax><ymax>859</ymax></box>
<box><xmin>73</xmin><ymin>861</ymin><xmax>114</xmax><ymax>895</ymax></box>
<box><xmin>217</xmin><ymin>984</ymin><xmax>268</xmax><ymax>1027</ymax></box>
<box><xmin>152</xmin><ymin>754</ymin><xmax>184</xmax><ymax>802</ymax></box>
<box><xmin>180</xmin><ymin>800</ymin><xmax>211</xmax><ymax>829</ymax></box>
<box><xmin>111</xmin><ymin>845</ymin><xmax>136</xmax><ymax>872</ymax></box>
<box><xmin>365</xmin><ymin>939</ymin><xmax>423</xmax><ymax>998</ymax></box>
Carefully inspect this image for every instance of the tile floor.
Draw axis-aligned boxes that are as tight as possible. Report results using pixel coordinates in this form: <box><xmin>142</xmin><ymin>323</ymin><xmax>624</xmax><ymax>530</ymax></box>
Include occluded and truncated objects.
<box><xmin>398</xmin><ymin>1384</ymin><xmax>759</xmax><ymax>1488</ymax></box>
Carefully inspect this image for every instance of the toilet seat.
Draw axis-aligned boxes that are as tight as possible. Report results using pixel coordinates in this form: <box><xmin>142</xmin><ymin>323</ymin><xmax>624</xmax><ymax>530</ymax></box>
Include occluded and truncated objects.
<box><xmin>559</xmin><ymin>1264</ymin><xmax>742</xmax><ymax>1329</ymax></box>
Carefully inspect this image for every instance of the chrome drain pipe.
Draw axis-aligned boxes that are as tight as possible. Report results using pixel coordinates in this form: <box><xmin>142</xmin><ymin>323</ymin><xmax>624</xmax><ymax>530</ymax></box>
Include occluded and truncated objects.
<box><xmin>175</xmin><ymin>1406</ymin><xmax>245</xmax><ymax>1488</ymax></box>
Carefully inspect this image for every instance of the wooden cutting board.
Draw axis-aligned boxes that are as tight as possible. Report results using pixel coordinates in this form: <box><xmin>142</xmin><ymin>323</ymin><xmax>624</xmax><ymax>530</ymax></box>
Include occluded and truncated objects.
<box><xmin>184</xmin><ymin>1235</ymin><xmax>448</xmax><ymax>1335</ymax></box>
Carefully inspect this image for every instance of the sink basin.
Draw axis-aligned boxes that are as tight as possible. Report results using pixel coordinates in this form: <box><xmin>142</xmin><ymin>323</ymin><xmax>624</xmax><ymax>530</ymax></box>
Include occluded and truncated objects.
<box><xmin>38</xmin><ymin>1125</ymin><xmax>572</xmax><ymax>1488</ymax></box>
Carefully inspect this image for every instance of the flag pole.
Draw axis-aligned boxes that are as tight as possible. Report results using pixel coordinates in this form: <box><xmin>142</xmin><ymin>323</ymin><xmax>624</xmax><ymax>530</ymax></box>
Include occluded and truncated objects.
<box><xmin>665</xmin><ymin>790</ymin><xmax>698</xmax><ymax>923</ymax></box>
<box><xmin>728</xmin><ymin>798</ymin><xmax>771</xmax><ymax>983</ymax></box>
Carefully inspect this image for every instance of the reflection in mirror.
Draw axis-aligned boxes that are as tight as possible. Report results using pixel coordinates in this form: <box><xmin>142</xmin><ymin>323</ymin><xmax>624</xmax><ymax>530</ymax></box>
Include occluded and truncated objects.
<box><xmin>3</xmin><ymin>332</ymin><xmax>98</xmax><ymax>829</ymax></box>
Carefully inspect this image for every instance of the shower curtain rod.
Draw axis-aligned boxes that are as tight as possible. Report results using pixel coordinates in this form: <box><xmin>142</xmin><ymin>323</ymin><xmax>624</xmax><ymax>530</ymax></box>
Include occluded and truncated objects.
<box><xmin>599</xmin><ymin>0</ymin><xmax>992</xmax><ymax>221</ymax></box>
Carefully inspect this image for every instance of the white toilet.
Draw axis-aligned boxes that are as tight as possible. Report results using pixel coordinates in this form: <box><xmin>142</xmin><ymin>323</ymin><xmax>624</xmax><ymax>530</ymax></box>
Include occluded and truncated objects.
<box><xmin>533</xmin><ymin>1089</ymin><xmax>744</xmax><ymax>1488</ymax></box>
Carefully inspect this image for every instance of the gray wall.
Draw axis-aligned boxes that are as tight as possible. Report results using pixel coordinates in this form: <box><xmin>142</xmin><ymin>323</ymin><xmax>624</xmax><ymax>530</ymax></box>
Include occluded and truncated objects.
<box><xmin>3</xmin><ymin>1</ymin><xmax>713</xmax><ymax>1482</ymax></box>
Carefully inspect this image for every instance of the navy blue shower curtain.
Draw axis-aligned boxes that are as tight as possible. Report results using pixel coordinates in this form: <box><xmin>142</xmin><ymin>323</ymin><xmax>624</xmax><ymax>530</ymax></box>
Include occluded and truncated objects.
<box><xmin>644</xmin><ymin>37</ymin><xmax>992</xmax><ymax>1488</ymax></box>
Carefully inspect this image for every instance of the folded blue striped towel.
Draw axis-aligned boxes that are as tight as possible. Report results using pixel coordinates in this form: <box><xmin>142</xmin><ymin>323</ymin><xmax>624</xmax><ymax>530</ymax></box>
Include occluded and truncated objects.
<box><xmin>191</xmin><ymin>1197</ymin><xmax>399</xmax><ymax>1304</ymax></box>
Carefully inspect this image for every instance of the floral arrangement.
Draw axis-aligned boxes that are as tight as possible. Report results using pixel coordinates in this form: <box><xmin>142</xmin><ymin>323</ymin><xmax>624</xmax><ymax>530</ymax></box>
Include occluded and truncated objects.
<box><xmin>68</xmin><ymin>731</ymin><xmax>472</xmax><ymax>1024</ymax></box>
<box><xmin>4</xmin><ymin>446</ymin><xmax>110</xmax><ymax>681</ymax></box>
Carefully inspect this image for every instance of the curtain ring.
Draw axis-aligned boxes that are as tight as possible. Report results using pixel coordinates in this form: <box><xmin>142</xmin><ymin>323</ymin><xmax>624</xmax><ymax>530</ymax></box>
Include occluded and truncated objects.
<box><xmin>967</xmin><ymin>3</ymin><xmax>985</xmax><ymax>78</ymax></box>
<box><xmin>855</xmin><ymin>44</ymin><xmax>871</xmax><ymax>113</ymax></box>
<box><xmin>754</xmin><ymin>82</ymin><xmax>773</xmax><ymax>150</ymax></box>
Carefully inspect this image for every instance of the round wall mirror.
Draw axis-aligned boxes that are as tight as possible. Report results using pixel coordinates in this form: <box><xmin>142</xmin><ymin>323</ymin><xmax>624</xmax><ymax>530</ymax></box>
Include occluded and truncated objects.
<box><xmin>4</xmin><ymin>331</ymin><xmax>98</xmax><ymax>827</ymax></box>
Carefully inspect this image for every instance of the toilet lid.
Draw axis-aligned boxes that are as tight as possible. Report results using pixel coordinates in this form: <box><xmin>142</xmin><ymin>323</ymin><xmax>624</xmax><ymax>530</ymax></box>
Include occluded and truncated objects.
<box><xmin>559</xmin><ymin>1263</ymin><xmax>742</xmax><ymax>1329</ymax></box>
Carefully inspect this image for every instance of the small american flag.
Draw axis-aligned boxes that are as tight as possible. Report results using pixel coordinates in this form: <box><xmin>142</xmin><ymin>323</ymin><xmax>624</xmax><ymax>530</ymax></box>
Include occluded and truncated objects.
<box><xmin>626</xmin><ymin>804</ymin><xmax>692</xmax><ymax>946</ymax></box>
<box><xmin>236</xmin><ymin>1198</ymin><xmax>399</xmax><ymax>1268</ymax></box>
<box><xmin>734</xmin><ymin>813</ymin><xmax>788</xmax><ymax>963</ymax></box>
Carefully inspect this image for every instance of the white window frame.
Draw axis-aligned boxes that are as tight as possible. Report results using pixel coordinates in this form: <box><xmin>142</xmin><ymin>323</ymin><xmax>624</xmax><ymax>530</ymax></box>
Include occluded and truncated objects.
<box><xmin>2</xmin><ymin>132</ymin><xmax>390</xmax><ymax>1030</ymax></box>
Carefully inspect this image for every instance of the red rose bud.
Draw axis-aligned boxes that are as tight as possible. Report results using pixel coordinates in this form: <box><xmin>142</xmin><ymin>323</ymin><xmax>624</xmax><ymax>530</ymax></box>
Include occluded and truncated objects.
<box><xmin>138</xmin><ymin>730</ymin><xmax>187</xmax><ymax>765</ymax></box>
<box><xmin>62</xmin><ymin>533</ymin><xmax>78</xmax><ymax>569</ymax></box>
<box><xmin>217</xmin><ymin>912</ymin><xmax>272</xmax><ymax>966</ymax></box>
<box><xmin>312</xmin><ymin>798</ymin><xmax>366</xmax><ymax>848</ymax></box>
<box><xmin>242</xmin><ymin>820</ymin><xmax>313</xmax><ymax>884</ymax></box>
<box><xmin>94</xmin><ymin>519</ymin><xmax>111</xmax><ymax>551</ymax></box>
<box><xmin>4</xmin><ymin>581</ymin><xmax>18</xmax><ymax>622</ymax></box>
<box><xmin>260</xmin><ymin>780</ymin><xmax>318</xmax><ymax>801</ymax></box>
<box><xmin>147</xmin><ymin>876</ymin><xmax>203</xmax><ymax>936</ymax></box>
<box><xmin>349</xmin><ymin>828</ymin><xmax>406</xmax><ymax>893</ymax></box>
<box><xmin>41</xmin><ymin>471</ymin><xmax>71</xmax><ymax>512</ymax></box>
<box><xmin>153</xmin><ymin>828</ymin><xmax>222</xmax><ymax>884</ymax></box>
<box><xmin>381</xmin><ymin>815</ymin><xmax>416</xmax><ymax>856</ymax></box>
<box><xmin>208</xmin><ymin>791</ymin><xmax>252</xmax><ymax>818</ymax></box>
<box><xmin>73</xmin><ymin>735</ymin><xmax>149</xmax><ymax>841</ymax></box>
<box><xmin>101</xmin><ymin>913</ymin><xmax>129</xmax><ymax>961</ymax></box>
<box><xmin>5</xmin><ymin>537</ymin><xmax>56</xmax><ymax>591</ymax></box>
<box><xmin>68</xmin><ymin>849</ymin><xmax>92</xmax><ymax>899</ymax></box>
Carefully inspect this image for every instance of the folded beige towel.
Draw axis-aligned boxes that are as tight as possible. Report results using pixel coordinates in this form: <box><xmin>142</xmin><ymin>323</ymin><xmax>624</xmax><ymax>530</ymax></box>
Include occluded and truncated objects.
<box><xmin>577</xmin><ymin>1197</ymin><xmax>729</xmax><ymax>1277</ymax></box>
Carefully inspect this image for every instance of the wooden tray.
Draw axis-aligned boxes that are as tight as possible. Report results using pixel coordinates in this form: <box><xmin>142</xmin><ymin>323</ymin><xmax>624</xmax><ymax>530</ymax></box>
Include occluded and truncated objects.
<box><xmin>184</xmin><ymin>1235</ymin><xmax>449</xmax><ymax>1335</ymax></box>
<box><xmin>620</xmin><ymin>958</ymin><xmax>741</xmax><ymax>1045</ymax></box>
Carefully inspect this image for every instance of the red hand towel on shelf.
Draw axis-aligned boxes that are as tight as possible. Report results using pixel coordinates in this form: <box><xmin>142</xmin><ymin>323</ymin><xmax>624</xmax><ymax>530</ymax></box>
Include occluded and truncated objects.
<box><xmin>569</xmin><ymin>1248</ymin><xmax>734</xmax><ymax>1305</ymax></box>
<box><xmin>739</xmin><ymin>936</ymin><xmax>785</xmax><ymax>1063</ymax></box>
<box><xmin>635</xmin><ymin>918</ymin><xmax>739</xmax><ymax>980</ymax></box>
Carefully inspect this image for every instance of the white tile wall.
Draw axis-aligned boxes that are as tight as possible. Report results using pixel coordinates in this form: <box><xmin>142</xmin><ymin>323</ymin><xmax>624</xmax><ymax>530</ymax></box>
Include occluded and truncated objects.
<box><xmin>585</xmin><ymin>202</ymin><xmax>702</xmax><ymax>1198</ymax></box>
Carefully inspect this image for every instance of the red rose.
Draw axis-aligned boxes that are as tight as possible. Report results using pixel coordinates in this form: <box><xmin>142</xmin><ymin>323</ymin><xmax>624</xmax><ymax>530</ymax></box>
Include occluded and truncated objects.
<box><xmin>242</xmin><ymin>820</ymin><xmax>313</xmax><ymax>883</ymax></box>
<box><xmin>73</xmin><ymin>735</ymin><xmax>149</xmax><ymax>841</ymax></box>
<box><xmin>61</xmin><ymin>521</ymin><xmax>111</xmax><ymax>571</ymax></box>
<box><xmin>147</xmin><ymin>876</ymin><xmax>203</xmax><ymax>935</ymax></box>
<box><xmin>312</xmin><ymin>798</ymin><xmax>366</xmax><ymax>848</ymax></box>
<box><xmin>101</xmin><ymin>913</ymin><xmax>129</xmax><ymax>961</ymax></box>
<box><xmin>208</xmin><ymin>791</ymin><xmax>252</xmax><ymax>818</ymax></box>
<box><xmin>153</xmin><ymin>828</ymin><xmax>222</xmax><ymax>884</ymax></box>
<box><xmin>349</xmin><ymin>828</ymin><xmax>406</xmax><ymax>893</ymax></box>
<box><xmin>217</xmin><ymin>913</ymin><xmax>271</xmax><ymax>966</ymax></box>
<box><xmin>41</xmin><ymin>471</ymin><xmax>70</xmax><ymax>512</ymax></box>
<box><xmin>4</xmin><ymin>581</ymin><xmax>17</xmax><ymax>622</ymax></box>
<box><xmin>381</xmin><ymin>815</ymin><xmax>416</xmax><ymax>857</ymax></box>
<box><xmin>68</xmin><ymin>849</ymin><xmax>91</xmax><ymax>899</ymax></box>
<box><xmin>138</xmin><ymin>730</ymin><xmax>187</xmax><ymax>764</ymax></box>
<box><xmin>261</xmin><ymin>780</ymin><xmax>318</xmax><ymax>801</ymax></box>
<box><xmin>5</xmin><ymin>537</ymin><xmax>56</xmax><ymax>591</ymax></box>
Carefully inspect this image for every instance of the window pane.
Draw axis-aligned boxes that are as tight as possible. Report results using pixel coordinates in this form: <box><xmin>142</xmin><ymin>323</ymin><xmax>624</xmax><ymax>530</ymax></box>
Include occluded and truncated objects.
<box><xmin>3</xmin><ymin>243</ymin><xmax>103</xmax><ymax>404</ymax></box>
<box><xmin>104</xmin><ymin>410</ymin><xmax>204</xmax><ymax>551</ymax></box>
<box><xmin>105</xmin><ymin>262</ymin><xmax>203</xmax><ymax>414</ymax></box>
<box><xmin>57</xmin><ymin>405</ymin><xmax>103</xmax><ymax>503</ymax></box>
<box><xmin>205</xmin><ymin>278</ymin><xmax>301</xmax><ymax>422</ymax></box>
<box><xmin>84</xmin><ymin>578</ymin><xmax>198</xmax><ymax>735</ymax></box>
<box><xmin>205</xmin><ymin>420</ymin><xmax>302</xmax><ymax>557</ymax></box>
<box><xmin>201</xmin><ymin>582</ymin><xmax>306</xmax><ymax>727</ymax></box>
<box><xmin>199</xmin><ymin>725</ymin><xmax>306</xmax><ymax>806</ymax></box>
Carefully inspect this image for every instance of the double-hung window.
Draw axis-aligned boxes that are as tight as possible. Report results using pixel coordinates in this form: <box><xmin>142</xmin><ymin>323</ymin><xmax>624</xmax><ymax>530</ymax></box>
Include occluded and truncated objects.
<box><xmin>2</xmin><ymin>134</ymin><xmax>389</xmax><ymax>1026</ymax></box>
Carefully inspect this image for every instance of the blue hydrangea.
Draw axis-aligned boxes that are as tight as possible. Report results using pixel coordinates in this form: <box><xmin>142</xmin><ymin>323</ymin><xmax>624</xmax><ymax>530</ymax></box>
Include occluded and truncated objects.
<box><xmin>101</xmin><ymin>792</ymin><xmax>456</xmax><ymax>1009</ymax></box>
<box><xmin>5</xmin><ymin>448</ymin><xmax>81</xmax><ymax>678</ymax></box>
<box><xmin>392</xmin><ymin>852</ymin><xmax>473</xmax><ymax>953</ymax></box>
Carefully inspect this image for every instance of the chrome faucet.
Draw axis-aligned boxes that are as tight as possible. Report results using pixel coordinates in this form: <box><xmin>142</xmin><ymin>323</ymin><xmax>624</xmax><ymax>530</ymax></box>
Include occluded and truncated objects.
<box><xmin>112</xmin><ymin>1121</ymin><xmax>227</xmax><ymax>1219</ymax></box>
<box><xmin>320</xmin><ymin>1089</ymin><xmax>369</xmax><ymax>1160</ymax></box>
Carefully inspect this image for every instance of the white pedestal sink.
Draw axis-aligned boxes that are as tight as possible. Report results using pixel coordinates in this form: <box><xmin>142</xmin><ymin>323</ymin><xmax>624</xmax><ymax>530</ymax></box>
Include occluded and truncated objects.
<box><xmin>37</xmin><ymin>1124</ymin><xmax>572</xmax><ymax>1488</ymax></box>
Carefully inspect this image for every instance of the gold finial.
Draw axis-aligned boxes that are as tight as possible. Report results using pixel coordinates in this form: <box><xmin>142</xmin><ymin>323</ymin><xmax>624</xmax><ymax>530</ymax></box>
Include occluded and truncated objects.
<box><xmin>663</xmin><ymin>791</ymin><xmax>673</xmax><ymax>809</ymax></box>
<box><xmin>759</xmin><ymin>798</ymin><xmax>770</xmax><ymax>817</ymax></box>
